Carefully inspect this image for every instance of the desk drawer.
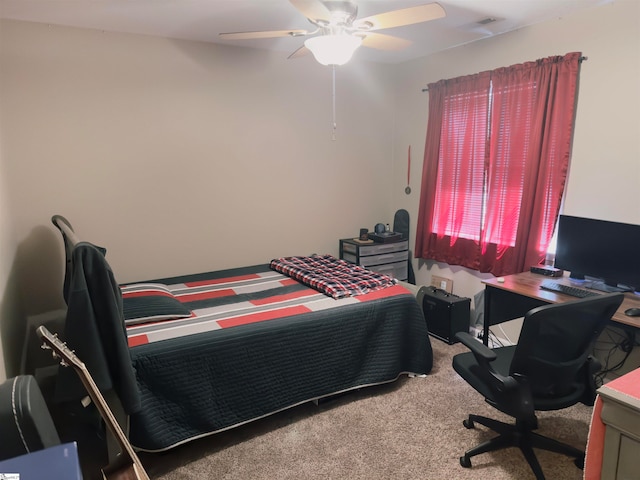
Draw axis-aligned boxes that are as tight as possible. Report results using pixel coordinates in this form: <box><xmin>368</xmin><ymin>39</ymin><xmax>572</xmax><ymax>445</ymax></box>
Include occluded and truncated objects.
<box><xmin>342</xmin><ymin>240</ymin><xmax>408</xmax><ymax>256</ymax></box>
<box><xmin>344</xmin><ymin>250</ymin><xmax>408</xmax><ymax>267</ymax></box>
<box><xmin>359</xmin><ymin>241</ymin><xmax>408</xmax><ymax>256</ymax></box>
<box><xmin>367</xmin><ymin>261</ymin><xmax>407</xmax><ymax>281</ymax></box>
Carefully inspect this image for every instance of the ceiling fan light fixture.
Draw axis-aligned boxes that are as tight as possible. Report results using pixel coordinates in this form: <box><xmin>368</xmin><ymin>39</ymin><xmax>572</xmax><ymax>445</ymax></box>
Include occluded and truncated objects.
<box><xmin>304</xmin><ymin>34</ymin><xmax>362</xmax><ymax>66</ymax></box>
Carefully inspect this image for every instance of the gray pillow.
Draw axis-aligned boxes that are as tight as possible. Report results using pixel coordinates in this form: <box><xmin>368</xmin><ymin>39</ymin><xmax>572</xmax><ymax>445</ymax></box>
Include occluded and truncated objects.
<box><xmin>121</xmin><ymin>283</ymin><xmax>192</xmax><ymax>325</ymax></box>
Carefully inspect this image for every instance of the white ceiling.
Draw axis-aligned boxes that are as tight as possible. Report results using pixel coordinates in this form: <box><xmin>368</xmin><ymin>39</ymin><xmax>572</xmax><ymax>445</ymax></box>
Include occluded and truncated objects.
<box><xmin>0</xmin><ymin>0</ymin><xmax>610</xmax><ymax>63</ymax></box>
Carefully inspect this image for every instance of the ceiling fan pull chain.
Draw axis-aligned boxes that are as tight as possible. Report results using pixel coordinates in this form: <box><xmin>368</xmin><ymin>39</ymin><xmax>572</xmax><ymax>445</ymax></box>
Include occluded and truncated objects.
<box><xmin>332</xmin><ymin>65</ymin><xmax>337</xmax><ymax>141</ymax></box>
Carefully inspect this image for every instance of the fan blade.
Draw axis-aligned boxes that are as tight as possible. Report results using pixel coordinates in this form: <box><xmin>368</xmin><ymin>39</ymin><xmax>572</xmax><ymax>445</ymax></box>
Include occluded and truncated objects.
<box><xmin>219</xmin><ymin>29</ymin><xmax>308</xmax><ymax>40</ymax></box>
<box><xmin>360</xmin><ymin>32</ymin><xmax>411</xmax><ymax>51</ymax></box>
<box><xmin>288</xmin><ymin>45</ymin><xmax>311</xmax><ymax>59</ymax></box>
<box><xmin>289</xmin><ymin>0</ymin><xmax>332</xmax><ymax>22</ymax></box>
<box><xmin>355</xmin><ymin>3</ymin><xmax>446</xmax><ymax>31</ymax></box>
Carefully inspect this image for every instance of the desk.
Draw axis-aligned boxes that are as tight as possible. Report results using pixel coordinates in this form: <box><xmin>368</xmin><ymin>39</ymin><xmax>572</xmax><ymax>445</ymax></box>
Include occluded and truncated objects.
<box><xmin>482</xmin><ymin>272</ymin><xmax>640</xmax><ymax>346</ymax></box>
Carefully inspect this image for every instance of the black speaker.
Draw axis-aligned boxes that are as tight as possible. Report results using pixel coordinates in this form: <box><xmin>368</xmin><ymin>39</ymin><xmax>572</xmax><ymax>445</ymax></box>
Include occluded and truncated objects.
<box><xmin>417</xmin><ymin>286</ymin><xmax>470</xmax><ymax>344</ymax></box>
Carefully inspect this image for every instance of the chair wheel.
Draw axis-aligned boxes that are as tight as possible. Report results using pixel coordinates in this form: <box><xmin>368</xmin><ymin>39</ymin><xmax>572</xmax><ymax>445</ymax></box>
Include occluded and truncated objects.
<box><xmin>460</xmin><ymin>456</ymin><xmax>472</xmax><ymax>468</ymax></box>
<box><xmin>463</xmin><ymin>418</ymin><xmax>475</xmax><ymax>429</ymax></box>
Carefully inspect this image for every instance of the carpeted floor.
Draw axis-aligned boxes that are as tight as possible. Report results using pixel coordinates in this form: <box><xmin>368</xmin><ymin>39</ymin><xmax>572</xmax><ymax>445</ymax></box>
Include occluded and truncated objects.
<box><xmin>137</xmin><ymin>339</ymin><xmax>593</xmax><ymax>479</ymax></box>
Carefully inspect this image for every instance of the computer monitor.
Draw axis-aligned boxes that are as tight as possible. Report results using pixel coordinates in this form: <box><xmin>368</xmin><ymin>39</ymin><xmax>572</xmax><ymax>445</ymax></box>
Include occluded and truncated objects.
<box><xmin>554</xmin><ymin>215</ymin><xmax>640</xmax><ymax>292</ymax></box>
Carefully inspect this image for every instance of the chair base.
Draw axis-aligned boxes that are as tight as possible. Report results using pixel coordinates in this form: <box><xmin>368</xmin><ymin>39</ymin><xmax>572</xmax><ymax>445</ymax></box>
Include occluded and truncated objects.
<box><xmin>459</xmin><ymin>414</ymin><xmax>585</xmax><ymax>480</ymax></box>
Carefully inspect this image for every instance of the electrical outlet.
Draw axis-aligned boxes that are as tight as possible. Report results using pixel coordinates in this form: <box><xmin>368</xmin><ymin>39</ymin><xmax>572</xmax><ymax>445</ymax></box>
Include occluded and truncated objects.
<box><xmin>431</xmin><ymin>275</ymin><xmax>453</xmax><ymax>293</ymax></box>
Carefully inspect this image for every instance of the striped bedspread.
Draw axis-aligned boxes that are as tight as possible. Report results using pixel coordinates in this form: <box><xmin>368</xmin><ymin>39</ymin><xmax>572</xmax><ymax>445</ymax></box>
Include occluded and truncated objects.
<box><xmin>124</xmin><ymin>263</ymin><xmax>432</xmax><ymax>451</ymax></box>
<box><xmin>125</xmin><ymin>265</ymin><xmax>408</xmax><ymax>348</ymax></box>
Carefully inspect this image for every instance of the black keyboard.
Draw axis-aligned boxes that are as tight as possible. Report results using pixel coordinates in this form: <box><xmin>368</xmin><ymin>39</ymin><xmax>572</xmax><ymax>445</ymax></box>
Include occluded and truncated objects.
<box><xmin>540</xmin><ymin>280</ymin><xmax>599</xmax><ymax>298</ymax></box>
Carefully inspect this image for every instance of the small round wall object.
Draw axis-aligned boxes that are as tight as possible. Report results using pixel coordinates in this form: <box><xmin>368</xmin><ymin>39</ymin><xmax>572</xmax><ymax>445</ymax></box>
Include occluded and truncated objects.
<box><xmin>405</xmin><ymin>186</ymin><xmax>411</xmax><ymax>194</ymax></box>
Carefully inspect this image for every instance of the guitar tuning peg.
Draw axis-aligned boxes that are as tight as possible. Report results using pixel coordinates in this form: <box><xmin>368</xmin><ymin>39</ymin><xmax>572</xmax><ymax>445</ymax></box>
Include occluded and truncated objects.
<box><xmin>46</xmin><ymin>349</ymin><xmax>60</xmax><ymax>361</ymax></box>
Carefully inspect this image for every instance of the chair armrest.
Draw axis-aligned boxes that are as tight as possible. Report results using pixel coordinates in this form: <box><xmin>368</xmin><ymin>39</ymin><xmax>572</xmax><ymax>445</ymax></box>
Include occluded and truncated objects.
<box><xmin>455</xmin><ymin>332</ymin><xmax>497</xmax><ymax>361</ymax></box>
<box><xmin>455</xmin><ymin>331</ymin><xmax>518</xmax><ymax>392</ymax></box>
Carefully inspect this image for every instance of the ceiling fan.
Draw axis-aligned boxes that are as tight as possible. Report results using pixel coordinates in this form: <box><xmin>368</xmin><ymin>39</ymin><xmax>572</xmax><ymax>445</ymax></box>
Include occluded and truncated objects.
<box><xmin>219</xmin><ymin>0</ymin><xmax>446</xmax><ymax>66</ymax></box>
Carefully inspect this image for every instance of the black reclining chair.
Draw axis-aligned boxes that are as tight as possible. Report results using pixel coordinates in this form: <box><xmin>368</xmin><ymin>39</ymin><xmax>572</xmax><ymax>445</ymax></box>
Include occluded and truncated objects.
<box><xmin>452</xmin><ymin>292</ymin><xmax>624</xmax><ymax>480</ymax></box>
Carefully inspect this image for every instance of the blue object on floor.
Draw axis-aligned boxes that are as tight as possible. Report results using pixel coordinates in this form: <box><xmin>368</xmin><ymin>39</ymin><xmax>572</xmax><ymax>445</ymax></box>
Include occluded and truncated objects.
<box><xmin>0</xmin><ymin>442</ymin><xmax>83</xmax><ymax>480</ymax></box>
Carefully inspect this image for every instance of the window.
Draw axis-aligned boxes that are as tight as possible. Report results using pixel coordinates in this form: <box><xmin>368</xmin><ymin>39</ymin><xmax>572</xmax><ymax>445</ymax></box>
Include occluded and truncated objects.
<box><xmin>415</xmin><ymin>53</ymin><xmax>582</xmax><ymax>277</ymax></box>
<box><xmin>431</xmin><ymin>76</ymin><xmax>489</xmax><ymax>242</ymax></box>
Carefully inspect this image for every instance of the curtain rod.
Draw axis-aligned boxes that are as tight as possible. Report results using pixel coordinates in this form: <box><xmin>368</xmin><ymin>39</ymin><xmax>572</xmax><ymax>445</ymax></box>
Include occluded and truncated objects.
<box><xmin>421</xmin><ymin>56</ymin><xmax>588</xmax><ymax>92</ymax></box>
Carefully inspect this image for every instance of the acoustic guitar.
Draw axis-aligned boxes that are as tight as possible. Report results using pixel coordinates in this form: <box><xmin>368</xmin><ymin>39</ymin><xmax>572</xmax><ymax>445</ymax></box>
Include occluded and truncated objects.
<box><xmin>37</xmin><ymin>325</ymin><xmax>151</xmax><ymax>480</ymax></box>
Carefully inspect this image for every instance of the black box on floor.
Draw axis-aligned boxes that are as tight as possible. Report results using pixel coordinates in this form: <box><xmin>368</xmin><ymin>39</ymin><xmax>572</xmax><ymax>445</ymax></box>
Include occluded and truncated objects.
<box><xmin>417</xmin><ymin>286</ymin><xmax>471</xmax><ymax>344</ymax></box>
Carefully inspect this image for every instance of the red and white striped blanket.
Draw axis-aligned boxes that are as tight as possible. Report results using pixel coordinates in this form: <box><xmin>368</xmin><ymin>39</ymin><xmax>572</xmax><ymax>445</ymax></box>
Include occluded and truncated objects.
<box><xmin>124</xmin><ymin>265</ymin><xmax>409</xmax><ymax>348</ymax></box>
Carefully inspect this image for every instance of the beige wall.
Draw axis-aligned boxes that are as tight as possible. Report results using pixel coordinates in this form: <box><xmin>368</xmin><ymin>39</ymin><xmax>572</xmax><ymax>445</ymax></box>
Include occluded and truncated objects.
<box><xmin>0</xmin><ymin>20</ymin><xmax>396</xmax><ymax>377</ymax></box>
<box><xmin>0</xmin><ymin>151</ymin><xmax>20</xmax><ymax>382</ymax></box>
<box><xmin>392</xmin><ymin>0</ymin><xmax>640</xmax><ymax>302</ymax></box>
<box><xmin>1</xmin><ymin>0</ymin><xmax>639</xmax><ymax>379</ymax></box>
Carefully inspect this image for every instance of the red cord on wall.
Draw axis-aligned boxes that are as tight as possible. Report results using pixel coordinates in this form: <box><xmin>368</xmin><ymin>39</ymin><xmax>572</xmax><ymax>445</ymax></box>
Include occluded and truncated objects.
<box><xmin>405</xmin><ymin>145</ymin><xmax>412</xmax><ymax>194</ymax></box>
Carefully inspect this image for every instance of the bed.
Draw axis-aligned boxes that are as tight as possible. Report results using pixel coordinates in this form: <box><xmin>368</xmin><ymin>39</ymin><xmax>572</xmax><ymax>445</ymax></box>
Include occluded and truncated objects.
<box><xmin>50</xmin><ymin>216</ymin><xmax>433</xmax><ymax>452</ymax></box>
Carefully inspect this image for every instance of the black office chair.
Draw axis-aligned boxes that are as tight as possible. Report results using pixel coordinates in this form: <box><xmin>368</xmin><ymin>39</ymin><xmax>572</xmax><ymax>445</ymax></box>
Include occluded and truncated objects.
<box><xmin>452</xmin><ymin>292</ymin><xmax>624</xmax><ymax>480</ymax></box>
